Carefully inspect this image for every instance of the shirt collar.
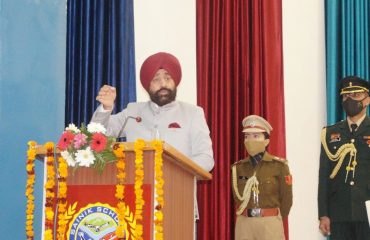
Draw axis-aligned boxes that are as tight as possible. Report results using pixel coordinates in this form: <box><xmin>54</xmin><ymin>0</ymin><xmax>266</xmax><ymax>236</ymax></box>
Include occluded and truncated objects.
<box><xmin>149</xmin><ymin>100</ymin><xmax>178</xmax><ymax>114</ymax></box>
<box><xmin>347</xmin><ymin>113</ymin><xmax>366</xmax><ymax>128</ymax></box>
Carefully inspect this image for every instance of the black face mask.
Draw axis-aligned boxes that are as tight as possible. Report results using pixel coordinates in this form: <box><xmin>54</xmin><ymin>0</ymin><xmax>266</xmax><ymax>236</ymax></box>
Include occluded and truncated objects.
<box><xmin>342</xmin><ymin>97</ymin><xmax>366</xmax><ymax>117</ymax></box>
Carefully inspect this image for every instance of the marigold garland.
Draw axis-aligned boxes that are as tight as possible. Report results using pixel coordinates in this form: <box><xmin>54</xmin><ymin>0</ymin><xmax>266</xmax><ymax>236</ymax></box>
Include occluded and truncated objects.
<box><xmin>152</xmin><ymin>140</ymin><xmax>164</xmax><ymax>240</ymax></box>
<box><xmin>26</xmin><ymin>141</ymin><xmax>37</xmax><ymax>240</ymax></box>
<box><xmin>56</xmin><ymin>156</ymin><xmax>68</xmax><ymax>240</ymax></box>
<box><xmin>25</xmin><ymin>139</ymin><xmax>166</xmax><ymax>240</ymax></box>
<box><xmin>134</xmin><ymin>139</ymin><xmax>145</xmax><ymax>240</ymax></box>
<box><xmin>113</xmin><ymin>143</ymin><xmax>127</xmax><ymax>239</ymax></box>
<box><xmin>44</xmin><ymin>142</ymin><xmax>56</xmax><ymax>240</ymax></box>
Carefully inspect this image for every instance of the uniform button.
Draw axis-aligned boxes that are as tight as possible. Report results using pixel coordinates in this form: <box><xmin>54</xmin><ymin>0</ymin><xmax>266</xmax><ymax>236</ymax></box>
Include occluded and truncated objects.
<box><xmin>334</xmin><ymin>146</ymin><xmax>337</xmax><ymax>149</ymax></box>
<box><xmin>351</xmin><ymin>139</ymin><xmax>355</xmax><ymax>143</ymax></box>
<box><xmin>350</xmin><ymin>181</ymin><xmax>354</xmax><ymax>186</ymax></box>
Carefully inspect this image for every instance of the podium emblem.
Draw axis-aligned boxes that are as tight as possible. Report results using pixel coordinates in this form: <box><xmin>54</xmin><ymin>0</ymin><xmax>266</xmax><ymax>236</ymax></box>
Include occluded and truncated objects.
<box><xmin>67</xmin><ymin>202</ymin><xmax>134</xmax><ymax>240</ymax></box>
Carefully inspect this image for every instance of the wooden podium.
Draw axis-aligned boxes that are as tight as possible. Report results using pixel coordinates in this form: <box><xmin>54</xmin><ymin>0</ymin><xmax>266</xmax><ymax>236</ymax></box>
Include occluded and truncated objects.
<box><xmin>36</xmin><ymin>142</ymin><xmax>212</xmax><ymax>240</ymax></box>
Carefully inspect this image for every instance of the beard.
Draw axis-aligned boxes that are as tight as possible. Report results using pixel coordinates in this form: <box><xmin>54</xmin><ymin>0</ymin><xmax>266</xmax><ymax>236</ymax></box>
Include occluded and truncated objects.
<box><xmin>149</xmin><ymin>87</ymin><xmax>177</xmax><ymax>106</ymax></box>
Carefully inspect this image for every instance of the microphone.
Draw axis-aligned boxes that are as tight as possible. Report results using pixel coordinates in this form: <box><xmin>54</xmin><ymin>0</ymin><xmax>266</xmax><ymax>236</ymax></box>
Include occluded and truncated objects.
<box><xmin>118</xmin><ymin>115</ymin><xmax>142</xmax><ymax>136</ymax></box>
<box><xmin>131</xmin><ymin>116</ymin><xmax>142</xmax><ymax>122</ymax></box>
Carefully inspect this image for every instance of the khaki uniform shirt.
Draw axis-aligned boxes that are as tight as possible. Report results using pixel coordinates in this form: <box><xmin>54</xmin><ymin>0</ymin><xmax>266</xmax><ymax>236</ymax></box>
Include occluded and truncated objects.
<box><xmin>232</xmin><ymin>152</ymin><xmax>293</xmax><ymax>217</ymax></box>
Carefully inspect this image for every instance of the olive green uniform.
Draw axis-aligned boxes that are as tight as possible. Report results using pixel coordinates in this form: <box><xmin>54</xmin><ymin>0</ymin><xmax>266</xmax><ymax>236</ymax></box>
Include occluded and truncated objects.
<box><xmin>232</xmin><ymin>152</ymin><xmax>293</xmax><ymax>240</ymax></box>
<box><xmin>318</xmin><ymin>117</ymin><xmax>370</xmax><ymax>239</ymax></box>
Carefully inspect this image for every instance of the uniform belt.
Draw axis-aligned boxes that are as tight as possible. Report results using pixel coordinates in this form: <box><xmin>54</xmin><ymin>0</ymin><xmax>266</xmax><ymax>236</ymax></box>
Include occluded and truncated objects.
<box><xmin>241</xmin><ymin>208</ymin><xmax>279</xmax><ymax>217</ymax></box>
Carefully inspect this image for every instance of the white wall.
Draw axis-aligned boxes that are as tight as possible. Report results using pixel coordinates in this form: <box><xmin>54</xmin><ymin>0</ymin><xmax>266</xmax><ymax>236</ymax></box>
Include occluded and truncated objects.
<box><xmin>283</xmin><ymin>0</ymin><xmax>327</xmax><ymax>239</ymax></box>
<box><xmin>134</xmin><ymin>0</ymin><xmax>196</xmax><ymax>104</ymax></box>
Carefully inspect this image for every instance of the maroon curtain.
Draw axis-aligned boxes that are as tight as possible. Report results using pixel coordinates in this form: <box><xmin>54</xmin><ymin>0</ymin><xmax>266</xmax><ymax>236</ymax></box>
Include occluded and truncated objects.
<box><xmin>196</xmin><ymin>1</ymin><xmax>287</xmax><ymax>239</ymax></box>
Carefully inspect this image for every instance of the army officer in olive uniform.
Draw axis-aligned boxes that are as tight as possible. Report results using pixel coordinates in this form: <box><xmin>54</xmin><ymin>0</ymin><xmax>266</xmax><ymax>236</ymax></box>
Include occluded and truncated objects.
<box><xmin>318</xmin><ymin>76</ymin><xmax>370</xmax><ymax>239</ymax></box>
<box><xmin>231</xmin><ymin>115</ymin><xmax>293</xmax><ymax>240</ymax></box>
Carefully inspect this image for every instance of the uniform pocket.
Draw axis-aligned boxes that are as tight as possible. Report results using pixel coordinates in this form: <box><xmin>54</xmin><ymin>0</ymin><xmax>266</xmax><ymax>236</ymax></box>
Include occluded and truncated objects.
<box><xmin>259</xmin><ymin>177</ymin><xmax>278</xmax><ymax>195</ymax></box>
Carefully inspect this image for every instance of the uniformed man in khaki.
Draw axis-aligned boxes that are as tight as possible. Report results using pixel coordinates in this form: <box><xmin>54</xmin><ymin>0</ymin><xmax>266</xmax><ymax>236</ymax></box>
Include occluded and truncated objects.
<box><xmin>231</xmin><ymin>115</ymin><xmax>293</xmax><ymax>240</ymax></box>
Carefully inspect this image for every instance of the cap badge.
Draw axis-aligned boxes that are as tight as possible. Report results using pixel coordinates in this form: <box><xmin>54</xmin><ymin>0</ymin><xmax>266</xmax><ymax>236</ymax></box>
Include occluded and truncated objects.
<box><xmin>249</xmin><ymin>121</ymin><xmax>256</xmax><ymax>127</ymax></box>
<box><xmin>349</xmin><ymin>82</ymin><xmax>353</xmax><ymax>87</ymax></box>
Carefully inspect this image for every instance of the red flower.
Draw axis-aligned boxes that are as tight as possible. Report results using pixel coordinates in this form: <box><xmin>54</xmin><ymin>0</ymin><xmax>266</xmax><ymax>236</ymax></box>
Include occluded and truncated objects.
<box><xmin>90</xmin><ymin>133</ymin><xmax>107</xmax><ymax>152</ymax></box>
<box><xmin>57</xmin><ymin>131</ymin><xmax>75</xmax><ymax>150</ymax></box>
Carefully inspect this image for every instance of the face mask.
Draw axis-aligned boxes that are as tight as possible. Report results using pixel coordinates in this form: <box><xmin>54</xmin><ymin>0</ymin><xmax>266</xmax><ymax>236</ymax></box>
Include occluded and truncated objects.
<box><xmin>342</xmin><ymin>97</ymin><xmax>366</xmax><ymax>117</ymax></box>
<box><xmin>244</xmin><ymin>140</ymin><xmax>267</xmax><ymax>157</ymax></box>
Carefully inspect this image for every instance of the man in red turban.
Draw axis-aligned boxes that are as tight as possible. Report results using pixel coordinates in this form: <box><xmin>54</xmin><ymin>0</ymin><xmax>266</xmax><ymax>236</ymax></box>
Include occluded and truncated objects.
<box><xmin>91</xmin><ymin>52</ymin><xmax>214</xmax><ymax>172</ymax></box>
<box><xmin>140</xmin><ymin>52</ymin><xmax>182</xmax><ymax>107</ymax></box>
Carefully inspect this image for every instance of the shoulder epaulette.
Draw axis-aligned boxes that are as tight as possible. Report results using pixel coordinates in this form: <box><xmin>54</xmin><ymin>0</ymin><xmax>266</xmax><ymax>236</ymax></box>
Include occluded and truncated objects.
<box><xmin>232</xmin><ymin>158</ymin><xmax>249</xmax><ymax>166</ymax></box>
<box><xmin>264</xmin><ymin>152</ymin><xmax>287</xmax><ymax>164</ymax></box>
<box><xmin>326</xmin><ymin>120</ymin><xmax>344</xmax><ymax>129</ymax></box>
<box><xmin>272</xmin><ymin>155</ymin><xmax>288</xmax><ymax>164</ymax></box>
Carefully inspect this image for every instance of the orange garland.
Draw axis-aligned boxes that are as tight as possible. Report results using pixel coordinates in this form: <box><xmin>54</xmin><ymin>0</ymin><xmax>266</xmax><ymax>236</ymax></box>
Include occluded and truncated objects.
<box><xmin>56</xmin><ymin>156</ymin><xmax>68</xmax><ymax>239</ymax></box>
<box><xmin>114</xmin><ymin>143</ymin><xmax>126</xmax><ymax>239</ymax></box>
<box><xmin>25</xmin><ymin>141</ymin><xmax>37</xmax><ymax>240</ymax></box>
<box><xmin>134</xmin><ymin>139</ymin><xmax>145</xmax><ymax>240</ymax></box>
<box><xmin>44</xmin><ymin>142</ymin><xmax>56</xmax><ymax>240</ymax></box>
<box><xmin>25</xmin><ymin>140</ymin><xmax>166</xmax><ymax>240</ymax></box>
<box><xmin>152</xmin><ymin>140</ymin><xmax>164</xmax><ymax>240</ymax></box>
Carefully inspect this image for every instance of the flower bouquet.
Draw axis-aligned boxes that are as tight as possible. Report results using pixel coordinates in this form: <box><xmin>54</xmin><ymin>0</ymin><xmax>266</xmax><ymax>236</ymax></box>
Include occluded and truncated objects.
<box><xmin>57</xmin><ymin>122</ymin><xmax>117</xmax><ymax>173</ymax></box>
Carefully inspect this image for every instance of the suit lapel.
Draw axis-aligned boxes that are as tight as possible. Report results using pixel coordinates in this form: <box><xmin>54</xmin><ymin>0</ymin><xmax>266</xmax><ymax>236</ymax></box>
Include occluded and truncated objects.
<box><xmin>338</xmin><ymin>119</ymin><xmax>352</xmax><ymax>139</ymax></box>
<box><xmin>356</xmin><ymin>116</ymin><xmax>370</xmax><ymax>136</ymax></box>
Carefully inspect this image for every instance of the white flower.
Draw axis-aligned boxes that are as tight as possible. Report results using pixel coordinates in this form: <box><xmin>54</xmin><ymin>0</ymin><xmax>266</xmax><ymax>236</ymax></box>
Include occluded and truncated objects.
<box><xmin>87</xmin><ymin>122</ymin><xmax>107</xmax><ymax>134</ymax></box>
<box><xmin>65</xmin><ymin>123</ymin><xmax>80</xmax><ymax>133</ymax></box>
<box><xmin>61</xmin><ymin>150</ymin><xmax>76</xmax><ymax>167</ymax></box>
<box><xmin>75</xmin><ymin>147</ymin><xmax>95</xmax><ymax>167</ymax></box>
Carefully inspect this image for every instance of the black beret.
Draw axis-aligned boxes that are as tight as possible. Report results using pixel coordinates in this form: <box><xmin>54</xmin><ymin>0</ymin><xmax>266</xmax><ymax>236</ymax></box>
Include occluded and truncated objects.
<box><xmin>339</xmin><ymin>76</ymin><xmax>369</xmax><ymax>95</ymax></box>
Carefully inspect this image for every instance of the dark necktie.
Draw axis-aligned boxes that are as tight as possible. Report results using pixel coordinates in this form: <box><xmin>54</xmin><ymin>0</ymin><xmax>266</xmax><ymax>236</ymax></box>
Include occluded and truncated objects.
<box><xmin>350</xmin><ymin>123</ymin><xmax>358</xmax><ymax>133</ymax></box>
<box><xmin>250</xmin><ymin>152</ymin><xmax>264</xmax><ymax>167</ymax></box>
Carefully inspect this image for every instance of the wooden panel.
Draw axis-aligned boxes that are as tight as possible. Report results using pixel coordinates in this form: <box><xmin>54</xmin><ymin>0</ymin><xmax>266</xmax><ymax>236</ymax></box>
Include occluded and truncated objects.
<box><xmin>35</xmin><ymin>142</ymin><xmax>212</xmax><ymax>180</ymax></box>
<box><xmin>162</xmin><ymin>143</ymin><xmax>212</xmax><ymax>180</ymax></box>
<box><xmin>67</xmin><ymin>151</ymin><xmax>155</xmax><ymax>185</ymax></box>
<box><xmin>162</xmin><ymin>154</ymin><xmax>194</xmax><ymax>239</ymax></box>
<box><xmin>35</xmin><ymin>142</ymin><xmax>211</xmax><ymax>240</ymax></box>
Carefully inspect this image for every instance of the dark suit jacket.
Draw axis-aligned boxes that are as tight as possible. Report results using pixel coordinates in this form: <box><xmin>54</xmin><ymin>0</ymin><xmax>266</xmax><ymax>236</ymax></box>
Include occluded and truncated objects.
<box><xmin>318</xmin><ymin>116</ymin><xmax>370</xmax><ymax>222</ymax></box>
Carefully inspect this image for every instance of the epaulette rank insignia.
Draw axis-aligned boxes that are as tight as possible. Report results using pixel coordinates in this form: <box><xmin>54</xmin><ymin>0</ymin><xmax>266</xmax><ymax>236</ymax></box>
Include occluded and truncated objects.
<box><xmin>273</xmin><ymin>156</ymin><xmax>288</xmax><ymax>164</ymax></box>
<box><xmin>330</xmin><ymin>133</ymin><xmax>341</xmax><ymax>143</ymax></box>
<box><xmin>232</xmin><ymin>160</ymin><xmax>243</xmax><ymax>166</ymax></box>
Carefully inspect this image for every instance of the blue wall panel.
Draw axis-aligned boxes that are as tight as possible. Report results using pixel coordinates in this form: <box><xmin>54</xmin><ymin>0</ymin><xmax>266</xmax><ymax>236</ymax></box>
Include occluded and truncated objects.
<box><xmin>0</xmin><ymin>0</ymin><xmax>66</xmax><ymax>238</ymax></box>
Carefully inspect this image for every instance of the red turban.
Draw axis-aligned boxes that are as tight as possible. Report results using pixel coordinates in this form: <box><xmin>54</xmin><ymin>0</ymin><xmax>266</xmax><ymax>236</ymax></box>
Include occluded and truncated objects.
<box><xmin>139</xmin><ymin>52</ymin><xmax>182</xmax><ymax>91</ymax></box>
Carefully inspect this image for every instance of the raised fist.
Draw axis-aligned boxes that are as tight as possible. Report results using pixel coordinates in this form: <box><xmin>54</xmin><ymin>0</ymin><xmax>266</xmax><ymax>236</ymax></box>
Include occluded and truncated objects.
<box><xmin>96</xmin><ymin>85</ymin><xmax>116</xmax><ymax>110</ymax></box>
